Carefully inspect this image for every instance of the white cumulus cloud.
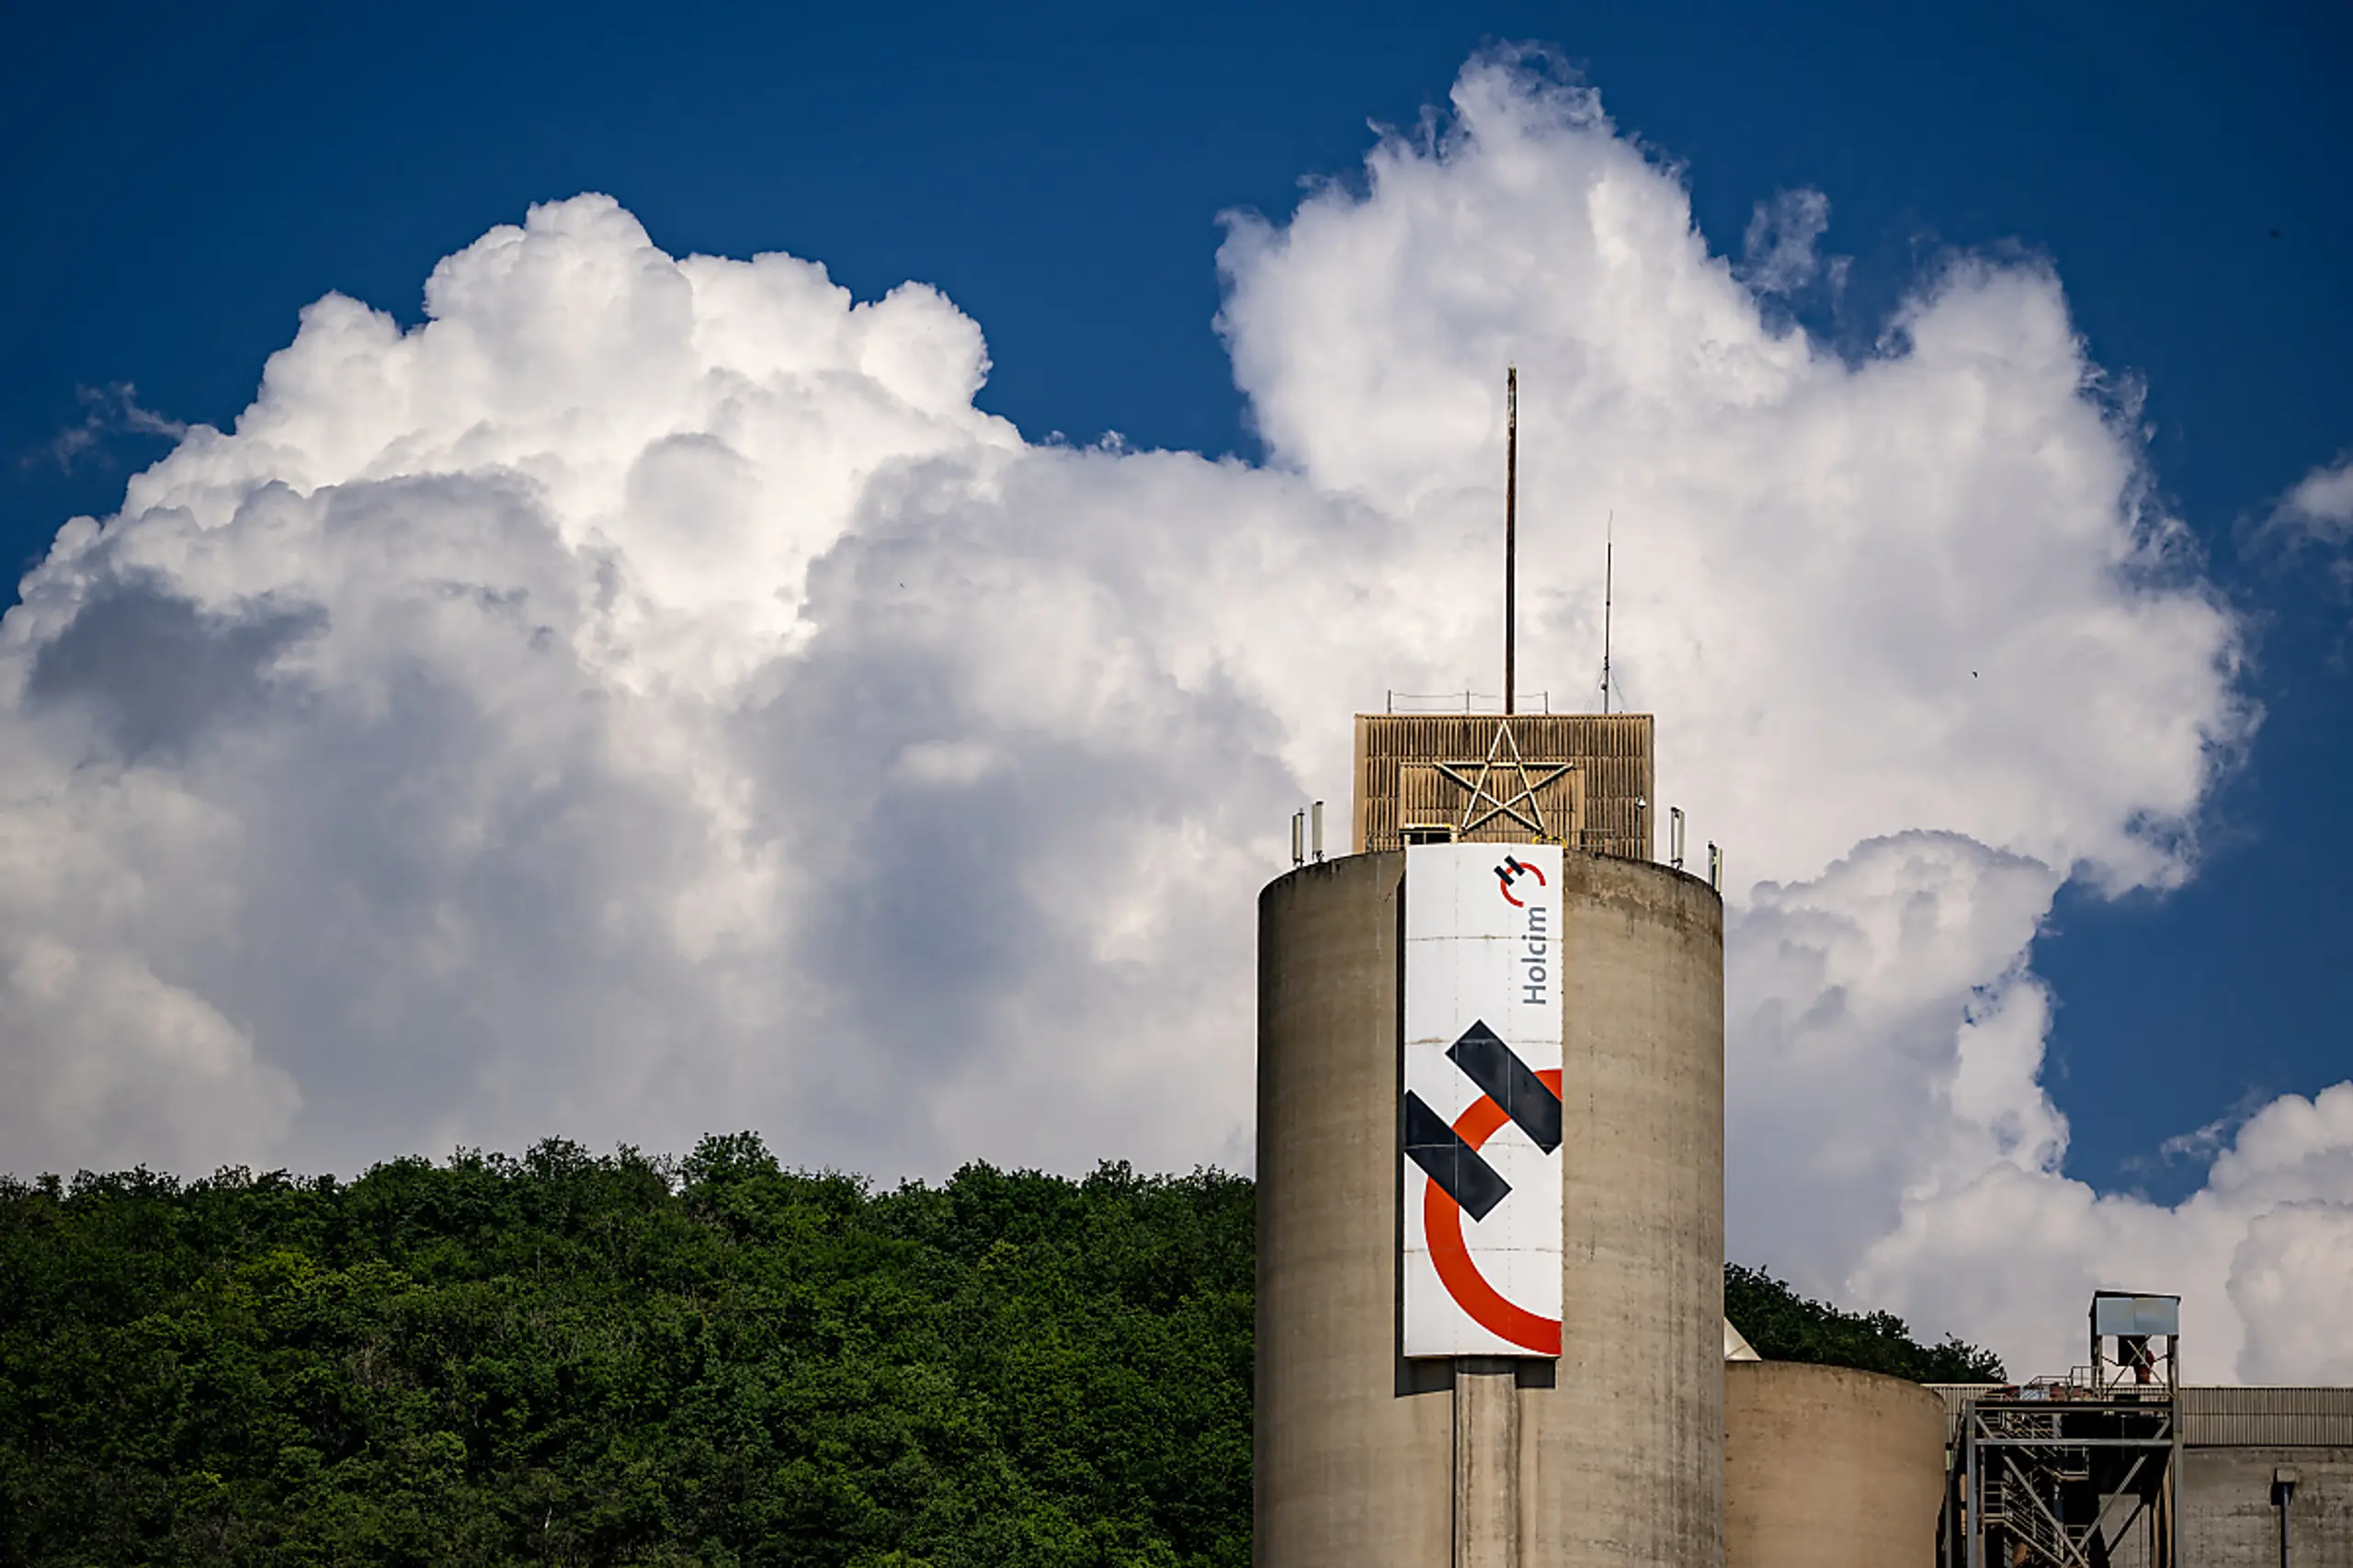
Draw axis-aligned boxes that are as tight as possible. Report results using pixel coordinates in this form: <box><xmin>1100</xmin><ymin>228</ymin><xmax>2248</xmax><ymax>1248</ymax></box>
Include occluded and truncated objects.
<box><xmin>2272</xmin><ymin>456</ymin><xmax>2353</xmax><ymax>542</ymax></box>
<box><xmin>2268</xmin><ymin>456</ymin><xmax>2353</xmax><ymax>601</ymax></box>
<box><xmin>1</xmin><ymin>51</ymin><xmax>2336</xmax><ymax>1380</ymax></box>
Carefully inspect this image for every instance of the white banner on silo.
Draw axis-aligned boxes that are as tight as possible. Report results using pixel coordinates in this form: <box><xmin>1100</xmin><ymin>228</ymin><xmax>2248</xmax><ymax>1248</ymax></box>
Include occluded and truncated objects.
<box><xmin>1401</xmin><ymin>842</ymin><xmax>1563</xmax><ymax>1358</ymax></box>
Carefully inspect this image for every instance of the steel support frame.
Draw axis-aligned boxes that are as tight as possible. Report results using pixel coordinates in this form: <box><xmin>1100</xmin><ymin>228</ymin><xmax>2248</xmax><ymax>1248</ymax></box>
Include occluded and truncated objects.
<box><xmin>1951</xmin><ymin>1398</ymin><xmax>2177</xmax><ymax>1568</ymax></box>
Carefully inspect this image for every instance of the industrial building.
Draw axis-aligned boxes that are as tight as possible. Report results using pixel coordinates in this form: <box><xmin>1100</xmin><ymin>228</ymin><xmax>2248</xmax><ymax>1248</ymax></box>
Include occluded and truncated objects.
<box><xmin>1256</xmin><ymin>378</ymin><xmax>2351</xmax><ymax>1564</ymax></box>
<box><xmin>1254</xmin><ymin>703</ymin><xmax>2353</xmax><ymax>1567</ymax></box>
<box><xmin>1928</xmin><ymin>1299</ymin><xmax>2353</xmax><ymax>1565</ymax></box>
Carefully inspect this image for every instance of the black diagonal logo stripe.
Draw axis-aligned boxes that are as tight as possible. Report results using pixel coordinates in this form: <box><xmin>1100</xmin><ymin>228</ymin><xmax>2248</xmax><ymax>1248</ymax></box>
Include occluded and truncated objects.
<box><xmin>1446</xmin><ymin>1020</ymin><xmax>1562</xmax><ymax>1154</ymax></box>
<box><xmin>1403</xmin><ymin>1090</ymin><xmax>1512</xmax><ymax>1221</ymax></box>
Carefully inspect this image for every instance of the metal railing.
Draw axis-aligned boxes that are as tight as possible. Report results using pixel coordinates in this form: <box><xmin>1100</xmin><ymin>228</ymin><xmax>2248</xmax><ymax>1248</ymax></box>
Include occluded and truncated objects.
<box><xmin>1384</xmin><ymin>690</ymin><xmax>1552</xmax><ymax>714</ymax></box>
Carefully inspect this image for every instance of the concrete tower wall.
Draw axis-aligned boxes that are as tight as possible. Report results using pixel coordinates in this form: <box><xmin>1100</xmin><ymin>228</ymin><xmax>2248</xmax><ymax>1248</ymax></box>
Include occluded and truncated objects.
<box><xmin>1257</xmin><ymin>852</ymin><xmax>1451</xmax><ymax>1567</ymax></box>
<box><xmin>1723</xmin><ymin>1362</ymin><xmax>1946</xmax><ymax>1568</ymax></box>
<box><xmin>1256</xmin><ymin>849</ymin><xmax>1723</xmax><ymax>1568</ymax></box>
<box><xmin>1528</xmin><ymin>851</ymin><xmax>1726</xmax><ymax>1567</ymax></box>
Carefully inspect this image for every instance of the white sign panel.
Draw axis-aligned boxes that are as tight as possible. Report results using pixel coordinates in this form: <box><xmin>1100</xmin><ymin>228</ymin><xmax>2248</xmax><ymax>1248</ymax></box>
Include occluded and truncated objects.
<box><xmin>1402</xmin><ymin>842</ymin><xmax>1563</xmax><ymax>1358</ymax></box>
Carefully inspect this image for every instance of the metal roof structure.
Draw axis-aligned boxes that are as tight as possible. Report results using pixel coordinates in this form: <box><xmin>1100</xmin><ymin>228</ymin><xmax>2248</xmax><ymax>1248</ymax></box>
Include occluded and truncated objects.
<box><xmin>1351</xmin><ymin>711</ymin><xmax>1654</xmax><ymax>859</ymax></box>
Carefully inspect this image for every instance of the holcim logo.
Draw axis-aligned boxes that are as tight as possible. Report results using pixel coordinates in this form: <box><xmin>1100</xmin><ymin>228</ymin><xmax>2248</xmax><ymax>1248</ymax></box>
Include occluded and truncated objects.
<box><xmin>1497</xmin><ymin>857</ymin><xmax>1552</xmax><ymax>1006</ymax></box>
<box><xmin>1495</xmin><ymin>854</ymin><xmax>1546</xmax><ymax>907</ymax></box>
<box><xmin>1519</xmin><ymin>904</ymin><xmax>1551</xmax><ymax>1007</ymax></box>
<box><xmin>1403</xmin><ymin>1020</ymin><xmax>1565</xmax><ymax>1356</ymax></box>
<box><xmin>1403</xmin><ymin>844</ymin><xmax>1564</xmax><ymax>1358</ymax></box>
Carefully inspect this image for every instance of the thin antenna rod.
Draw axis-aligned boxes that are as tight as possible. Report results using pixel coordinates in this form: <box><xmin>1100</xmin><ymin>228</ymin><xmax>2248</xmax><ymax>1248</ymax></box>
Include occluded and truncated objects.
<box><xmin>1600</xmin><ymin>510</ymin><xmax>1614</xmax><ymax>715</ymax></box>
<box><xmin>1504</xmin><ymin>366</ymin><xmax>1518</xmax><ymax>718</ymax></box>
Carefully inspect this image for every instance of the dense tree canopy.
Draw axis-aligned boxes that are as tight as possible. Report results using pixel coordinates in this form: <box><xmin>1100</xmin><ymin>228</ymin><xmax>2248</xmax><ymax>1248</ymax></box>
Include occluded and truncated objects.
<box><xmin>1</xmin><ymin>1139</ymin><xmax>1253</xmax><ymax>1567</ymax></box>
<box><xmin>3</xmin><ymin>1139</ymin><xmax>1999</xmax><ymax>1564</ymax></box>
<box><xmin>1724</xmin><ymin>1262</ymin><xmax>2006</xmax><ymax>1383</ymax></box>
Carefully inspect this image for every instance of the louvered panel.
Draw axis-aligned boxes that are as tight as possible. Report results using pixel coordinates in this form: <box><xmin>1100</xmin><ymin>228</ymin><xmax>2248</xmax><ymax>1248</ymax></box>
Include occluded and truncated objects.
<box><xmin>1353</xmin><ymin>713</ymin><xmax>1654</xmax><ymax>859</ymax></box>
<box><xmin>2180</xmin><ymin>1386</ymin><xmax>2353</xmax><ymax>1447</ymax></box>
<box><xmin>1397</xmin><ymin>762</ymin><xmax>1585</xmax><ymax>846</ymax></box>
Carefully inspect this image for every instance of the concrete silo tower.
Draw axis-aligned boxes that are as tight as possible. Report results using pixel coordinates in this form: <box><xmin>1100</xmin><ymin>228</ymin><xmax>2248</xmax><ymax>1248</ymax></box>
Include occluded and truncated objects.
<box><xmin>1256</xmin><ymin>710</ymin><xmax>1724</xmax><ymax>1568</ymax></box>
<box><xmin>1256</xmin><ymin>369</ymin><xmax>1724</xmax><ymax>1566</ymax></box>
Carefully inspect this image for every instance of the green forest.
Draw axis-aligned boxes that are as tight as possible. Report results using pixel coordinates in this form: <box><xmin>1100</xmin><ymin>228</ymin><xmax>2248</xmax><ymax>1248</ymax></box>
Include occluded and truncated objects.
<box><xmin>2</xmin><ymin>1138</ymin><xmax>2000</xmax><ymax>1567</ymax></box>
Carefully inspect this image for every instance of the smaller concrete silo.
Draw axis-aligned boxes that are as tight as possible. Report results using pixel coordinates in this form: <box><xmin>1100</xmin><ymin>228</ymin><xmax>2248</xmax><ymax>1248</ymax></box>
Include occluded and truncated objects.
<box><xmin>1724</xmin><ymin>1361</ymin><xmax>1949</xmax><ymax>1568</ymax></box>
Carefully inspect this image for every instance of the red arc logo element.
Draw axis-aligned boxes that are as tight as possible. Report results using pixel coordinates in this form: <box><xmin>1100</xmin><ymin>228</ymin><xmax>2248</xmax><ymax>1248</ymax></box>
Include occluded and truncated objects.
<box><xmin>1495</xmin><ymin>855</ymin><xmax>1548</xmax><ymax>908</ymax></box>
<box><xmin>1424</xmin><ymin>1066</ymin><xmax>1563</xmax><ymax>1355</ymax></box>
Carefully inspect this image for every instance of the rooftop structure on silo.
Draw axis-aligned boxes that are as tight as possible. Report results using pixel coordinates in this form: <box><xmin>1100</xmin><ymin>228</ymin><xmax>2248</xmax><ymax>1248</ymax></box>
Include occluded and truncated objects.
<box><xmin>1350</xmin><ymin>705</ymin><xmax>1654</xmax><ymax>858</ymax></box>
<box><xmin>1348</xmin><ymin>364</ymin><xmax>1655</xmax><ymax>863</ymax></box>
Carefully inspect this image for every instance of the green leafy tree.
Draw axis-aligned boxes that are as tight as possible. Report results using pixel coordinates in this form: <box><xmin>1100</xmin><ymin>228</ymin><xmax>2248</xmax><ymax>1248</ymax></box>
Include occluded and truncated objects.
<box><xmin>5</xmin><ymin>1140</ymin><xmax>1995</xmax><ymax>1567</ymax></box>
<box><xmin>1724</xmin><ymin>1262</ymin><xmax>2006</xmax><ymax>1383</ymax></box>
<box><xmin>2</xmin><ymin>1141</ymin><xmax>1252</xmax><ymax>1568</ymax></box>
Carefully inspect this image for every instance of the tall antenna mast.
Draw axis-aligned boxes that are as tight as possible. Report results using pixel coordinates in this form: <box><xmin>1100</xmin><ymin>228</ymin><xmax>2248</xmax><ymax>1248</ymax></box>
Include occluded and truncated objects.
<box><xmin>1504</xmin><ymin>366</ymin><xmax>1518</xmax><ymax>717</ymax></box>
<box><xmin>1600</xmin><ymin>510</ymin><xmax>1613</xmax><ymax>715</ymax></box>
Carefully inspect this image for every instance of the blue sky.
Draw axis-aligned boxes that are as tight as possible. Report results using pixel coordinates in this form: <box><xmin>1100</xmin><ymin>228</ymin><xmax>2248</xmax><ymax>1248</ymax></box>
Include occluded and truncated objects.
<box><xmin>3</xmin><ymin>1</ymin><xmax>2349</xmax><ymax>1362</ymax></box>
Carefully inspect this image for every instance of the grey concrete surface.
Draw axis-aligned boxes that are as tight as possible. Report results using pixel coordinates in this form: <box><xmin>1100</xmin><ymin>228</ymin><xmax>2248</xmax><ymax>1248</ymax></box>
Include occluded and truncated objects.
<box><xmin>2180</xmin><ymin>1448</ymin><xmax>2353</xmax><ymax>1565</ymax></box>
<box><xmin>1724</xmin><ymin>1361</ymin><xmax>1946</xmax><ymax>1568</ymax></box>
<box><xmin>1525</xmin><ymin>851</ymin><xmax>1725</xmax><ymax>1568</ymax></box>
<box><xmin>1256</xmin><ymin>850</ymin><xmax>1724</xmax><ymax>1568</ymax></box>
<box><xmin>1457</xmin><ymin>1365</ymin><xmax>1520</xmax><ymax>1568</ymax></box>
<box><xmin>1257</xmin><ymin>852</ymin><xmax>1450</xmax><ymax>1568</ymax></box>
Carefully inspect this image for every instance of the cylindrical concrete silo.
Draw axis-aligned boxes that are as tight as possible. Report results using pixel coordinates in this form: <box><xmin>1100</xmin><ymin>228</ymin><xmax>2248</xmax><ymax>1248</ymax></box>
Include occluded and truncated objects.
<box><xmin>1257</xmin><ymin>848</ymin><xmax>1724</xmax><ymax>1568</ymax></box>
<box><xmin>1723</xmin><ymin>1362</ymin><xmax>1949</xmax><ymax>1568</ymax></box>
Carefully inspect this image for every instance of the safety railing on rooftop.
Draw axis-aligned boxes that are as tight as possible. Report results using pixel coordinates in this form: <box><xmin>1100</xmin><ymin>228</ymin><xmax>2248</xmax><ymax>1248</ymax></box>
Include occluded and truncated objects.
<box><xmin>1384</xmin><ymin>690</ymin><xmax>1554</xmax><ymax>714</ymax></box>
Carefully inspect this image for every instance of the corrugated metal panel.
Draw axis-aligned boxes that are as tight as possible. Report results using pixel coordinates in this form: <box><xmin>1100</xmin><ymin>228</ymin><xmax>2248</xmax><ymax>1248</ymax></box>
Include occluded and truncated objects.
<box><xmin>1352</xmin><ymin>713</ymin><xmax>1654</xmax><ymax>858</ymax></box>
<box><xmin>2180</xmin><ymin>1387</ymin><xmax>2353</xmax><ymax>1447</ymax></box>
<box><xmin>1925</xmin><ymin>1383</ymin><xmax>2006</xmax><ymax>1442</ymax></box>
<box><xmin>1921</xmin><ymin>1385</ymin><xmax>2353</xmax><ymax>1450</ymax></box>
